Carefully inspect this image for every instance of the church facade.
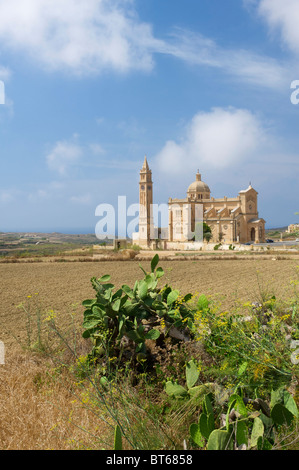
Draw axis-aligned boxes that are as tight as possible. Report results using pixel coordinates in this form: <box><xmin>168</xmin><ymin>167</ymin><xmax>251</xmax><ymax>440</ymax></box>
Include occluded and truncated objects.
<box><xmin>135</xmin><ymin>157</ymin><xmax>266</xmax><ymax>247</ymax></box>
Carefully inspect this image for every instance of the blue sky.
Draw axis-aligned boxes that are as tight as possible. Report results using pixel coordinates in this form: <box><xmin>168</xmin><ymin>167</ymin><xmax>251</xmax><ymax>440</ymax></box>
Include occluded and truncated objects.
<box><xmin>0</xmin><ymin>0</ymin><xmax>298</xmax><ymax>233</ymax></box>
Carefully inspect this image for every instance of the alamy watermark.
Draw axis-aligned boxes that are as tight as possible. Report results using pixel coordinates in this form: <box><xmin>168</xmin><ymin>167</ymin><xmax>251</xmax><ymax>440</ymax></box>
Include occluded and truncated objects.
<box><xmin>0</xmin><ymin>80</ymin><xmax>5</xmax><ymax>105</ymax></box>
<box><xmin>290</xmin><ymin>80</ymin><xmax>299</xmax><ymax>105</ymax></box>
<box><xmin>95</xmin><ymin>196</ymin><xmax>204</xmax><ymax>241</ymax></box>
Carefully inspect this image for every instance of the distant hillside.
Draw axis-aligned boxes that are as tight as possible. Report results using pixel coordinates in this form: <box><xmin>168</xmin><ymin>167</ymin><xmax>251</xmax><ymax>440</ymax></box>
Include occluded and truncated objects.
<box><xmin>0</xmin><ymin>232</ymin><xmax>114</xmax><ymax>258</ymax></box>
<box><xmin>265</xmin><ymin>227</ymin><xmax>288</xmax><ymax>233</ymax></box>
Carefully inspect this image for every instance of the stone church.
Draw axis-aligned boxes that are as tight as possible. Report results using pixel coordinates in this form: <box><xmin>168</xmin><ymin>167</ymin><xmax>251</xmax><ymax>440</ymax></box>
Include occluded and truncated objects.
<box><xmin>134</xmin><ymin>156</ymin><xmax>266</xmax><ymax>248</ymax></box>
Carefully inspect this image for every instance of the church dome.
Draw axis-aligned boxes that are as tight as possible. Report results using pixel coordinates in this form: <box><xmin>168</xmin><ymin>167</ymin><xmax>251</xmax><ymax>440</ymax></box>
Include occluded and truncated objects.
<box><xmin>187</xmin><ymin>172</ymin><xmax>210</xmax><ymax>197</ymax></box>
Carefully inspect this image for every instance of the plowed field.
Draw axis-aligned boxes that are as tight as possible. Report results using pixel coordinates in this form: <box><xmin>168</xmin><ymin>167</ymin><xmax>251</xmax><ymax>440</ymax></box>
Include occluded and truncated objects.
<box><xmin>0</xmin><ymin>259</ymin><xmax>298</xmax><ymax>352</ymax></box>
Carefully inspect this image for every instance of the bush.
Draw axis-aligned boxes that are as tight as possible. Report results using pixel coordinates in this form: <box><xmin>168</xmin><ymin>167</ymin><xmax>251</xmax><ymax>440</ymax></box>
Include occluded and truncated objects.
<box><xmin>81</xmin><ymin>255</ymin><xmax>199</xmax><ymax>380</ymax></box>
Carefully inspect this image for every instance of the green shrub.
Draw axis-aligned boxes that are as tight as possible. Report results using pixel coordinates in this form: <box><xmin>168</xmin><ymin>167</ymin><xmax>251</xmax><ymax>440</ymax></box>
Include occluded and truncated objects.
<box><xmin>189</xmin><ymin>386</ymin><xmax>298</xmax><ymax>450</ymax></box>
<box><xmin>214</xmin><ymin>243</ymin><xmax>222</xmax><ymax>250</ymax></box>
<box><xmin>81</xmin><ymin>255</ymin><xmax>198</xmax><ymax>376</ymax></box>
<box><xmin>77</xmin><ymin>256</ymin><xmax>299</xmax><ymax>450</ymax></box>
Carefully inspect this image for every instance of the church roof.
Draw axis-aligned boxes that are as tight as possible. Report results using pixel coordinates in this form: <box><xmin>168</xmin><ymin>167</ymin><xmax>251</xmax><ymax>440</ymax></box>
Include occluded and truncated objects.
<box><xmin>187</xmin><ymin>171</ymin><xmax>210</xmax><ymax>194</ymax></box>
<box><xmin>239</xmin><ymin>184</ymin><xmax>257</xmax><ymax>194</ymax></box>
<box><xmin>248</xmin><ymin>218</ymin><xmax>264</xmax><ymax>223</ymax></box>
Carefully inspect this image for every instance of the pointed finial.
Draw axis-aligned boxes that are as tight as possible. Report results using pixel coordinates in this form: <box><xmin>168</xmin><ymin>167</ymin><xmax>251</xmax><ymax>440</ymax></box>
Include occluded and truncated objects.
<box><xmin>142</xmin><ymin>155</ymin><xmax>150</xmax><ymax>171</ymax></box>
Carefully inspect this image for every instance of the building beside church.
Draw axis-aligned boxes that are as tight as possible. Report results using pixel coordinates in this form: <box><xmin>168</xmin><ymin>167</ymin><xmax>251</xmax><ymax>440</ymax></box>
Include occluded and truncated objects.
<box><xmin>134</xmin><ymin>156</ymin><xmax>266</xmax><ymax>248</ymax></box>
<box><xmin>287</xmin><ymin>224</ymin><xmax>299</xmax><ymax>233</ymax></box>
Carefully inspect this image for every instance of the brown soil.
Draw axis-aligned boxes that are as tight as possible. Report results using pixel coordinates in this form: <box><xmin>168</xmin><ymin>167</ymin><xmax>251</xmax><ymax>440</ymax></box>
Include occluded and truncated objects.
<box><xmin>0</xmin><ymin>258</ymin><xmax>298</xmax><ymax>352</ymax></box>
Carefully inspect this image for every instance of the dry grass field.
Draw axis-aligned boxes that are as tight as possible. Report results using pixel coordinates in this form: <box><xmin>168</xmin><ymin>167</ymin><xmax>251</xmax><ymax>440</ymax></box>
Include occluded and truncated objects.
<box><xmin>0</xmin><ymin>257</ymin><xmax>298</xmax><ymax>449</ymax></box>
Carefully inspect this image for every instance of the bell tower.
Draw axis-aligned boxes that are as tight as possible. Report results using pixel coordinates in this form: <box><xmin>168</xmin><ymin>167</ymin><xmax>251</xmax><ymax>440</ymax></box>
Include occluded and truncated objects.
<box><xmin>139</xmin><ymin>156</ymin><xmax>153</xmax><ymax>245</ymax></box>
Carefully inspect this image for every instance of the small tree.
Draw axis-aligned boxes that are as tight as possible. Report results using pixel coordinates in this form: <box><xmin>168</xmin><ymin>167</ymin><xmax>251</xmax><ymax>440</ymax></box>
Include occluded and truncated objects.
<box><xmin>193</xmin><ymin>222</ymin><xmax>212</xmax><ymax>242</ymax></box>
<box><xmin>204</xmin><ymin>231</ymin><xmax>212</xmax><ymax>242</ymax></box>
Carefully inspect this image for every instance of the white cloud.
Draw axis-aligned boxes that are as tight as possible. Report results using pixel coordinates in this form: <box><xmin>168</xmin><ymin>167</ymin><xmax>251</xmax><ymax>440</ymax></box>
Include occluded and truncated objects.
<box><xmin>96</xmin><ymin>117</ymin><xmax>105</xmax><ymax>126</ymax></box>
<box><xmin>45</xmin><ymin>135</ymin><xmax>139</xmax><ymax>176</ymax></box>
<box><xmin>0</xmin><ymin>0</ymin><xmax>290</xmax><ymax>90</ymax></box>
<box><xmin>164</xmin><ymin>28</ymin><xmax>289</xmax><ymax>90</ymax></box>
<box><xmin>0</xmin><ymin>0</ymin><xmax>160</xmax><ymax>75</ymax></box>
<box><xmin>46</xmin><ymin>139</ymin><xmax>83</xmax><ymax>175</ymax></box>
<box><xmin>89</xmin><ymin>143</ymin><xmax>105</xmax><ymax>156</ymax></box>
<box><xmin>0</xmin><ymin>189</ymin><xmax>15</xmax><ymax>203</ymax></box>
<box><xmin>258</xmin><ymin>0</ymin><xmax>299</xmax><ymax>55</ymax></box>
<box><xmin>70</xmin><ymin>194</ymin><xmax>92</xmax><ymax>205</ymax></box>
<box><xmin>0</xmin><ymin>66</ymin><xmax>11</xmax><ymax>81</ymax></box>
<box><xmin>155</xmin><ymin>107</ymin><xmax>270</xmax><ymax>175</ymax></box>
<box><xmin>27</xmin><ymin>188</ymin><xmax>53</xmax><ymax>202</ymax></box>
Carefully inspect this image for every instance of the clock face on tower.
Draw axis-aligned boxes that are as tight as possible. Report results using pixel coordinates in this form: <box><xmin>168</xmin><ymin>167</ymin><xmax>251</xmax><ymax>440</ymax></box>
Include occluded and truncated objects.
<box><xmin>141</xmin><ymin>185</ymin><xmax>145</xmax><ymax>190</ymax></box>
